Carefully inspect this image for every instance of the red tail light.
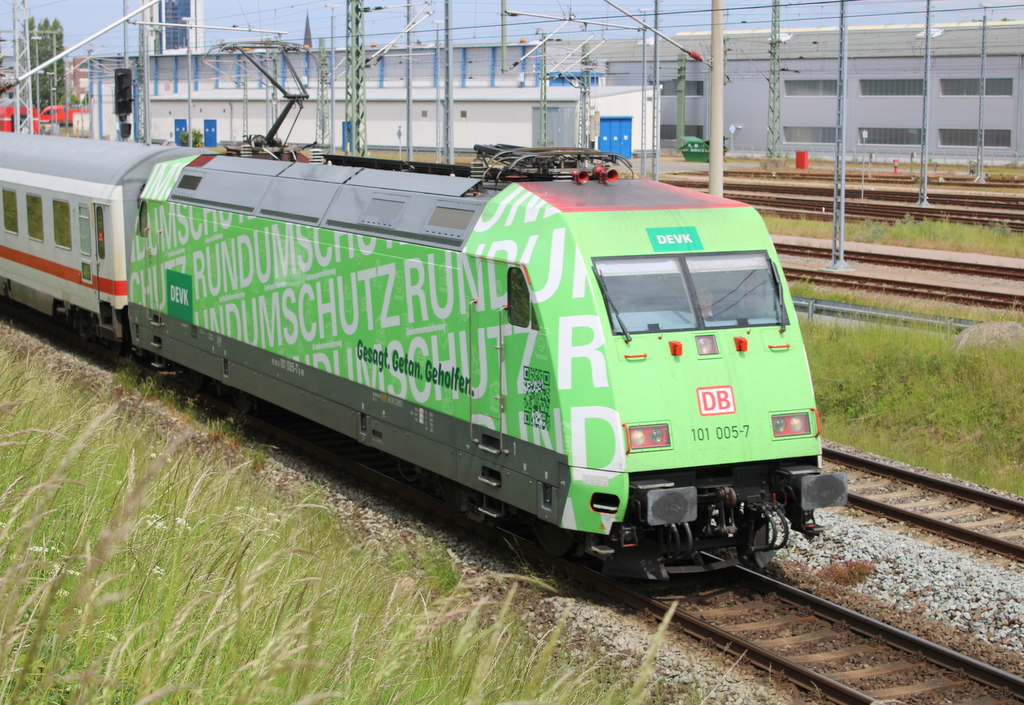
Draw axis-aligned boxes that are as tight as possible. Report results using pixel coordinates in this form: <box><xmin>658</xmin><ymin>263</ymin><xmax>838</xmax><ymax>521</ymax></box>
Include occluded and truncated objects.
<box><xmin>772</xmin><ymin>412</ymin><xmax>812</xmax><ymax>437</ymax></box>
<box><xmin>627</xmin><ymin>423</ymin><xmax>671</xmax><ymax>450</ymax></box>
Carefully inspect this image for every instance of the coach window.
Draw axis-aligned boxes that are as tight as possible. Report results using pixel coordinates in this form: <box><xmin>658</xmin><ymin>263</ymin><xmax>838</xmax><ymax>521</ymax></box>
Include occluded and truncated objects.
<box><xmin>27</xmin><ymin>194</ymin><xmax>43</xmax><ymax>242</ymax></box>
<box><xmin>95</xmin><ymin>205</ymin><xmax>106</xmax><ymax>259</ymax></box>
<box><xmin>53</xmin><ymin>200</ymin><xmax>71</xmax><ymax>249</ymax></box>
<box><xmin>78</xmin><ymin>205</ymin><xmax>91</xmax><ymax>256</ymax></box>
<box><xmin>3</xmin><ymin>189</ymin><xmax>17</xmax><ymax>235</ymax></box>
<box><xmin>507</xmin><ymin>267</ymin><xmax>532</xmax><ymax>328</ymax></box>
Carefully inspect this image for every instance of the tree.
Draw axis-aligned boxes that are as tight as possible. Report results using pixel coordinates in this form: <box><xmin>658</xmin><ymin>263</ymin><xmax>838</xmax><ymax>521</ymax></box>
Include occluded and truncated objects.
<box><xmin>28</xmin><ymin>18</ymin><xmax>66</xmax><ymax>108</ymax></box>
<box><xmin>179</xmin><ymin>129</ymin><xmax>203</xmax><ymax>147</ymax></box>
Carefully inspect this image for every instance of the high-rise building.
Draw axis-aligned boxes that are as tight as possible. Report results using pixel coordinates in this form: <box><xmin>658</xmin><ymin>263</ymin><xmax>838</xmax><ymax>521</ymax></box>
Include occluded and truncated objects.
<box><xmin>140</xmin><ymin>0</ymin><xmax>204</xmax><ymax>55</ymax></box>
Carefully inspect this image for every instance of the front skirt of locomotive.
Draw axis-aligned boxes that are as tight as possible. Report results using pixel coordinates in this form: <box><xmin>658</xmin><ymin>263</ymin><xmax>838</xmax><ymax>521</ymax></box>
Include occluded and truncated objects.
<box><xmin>597</xmin><ymin>465</ymin><xmax>848</xmax><ymax>580</ymax></box>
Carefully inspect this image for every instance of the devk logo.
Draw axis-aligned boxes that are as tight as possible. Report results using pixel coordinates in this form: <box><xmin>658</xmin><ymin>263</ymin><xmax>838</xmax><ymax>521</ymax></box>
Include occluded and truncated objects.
<box><xmin>697</xmin><ymin>386</ymin><xmax>736</xmax><ymax>416</ymax></box>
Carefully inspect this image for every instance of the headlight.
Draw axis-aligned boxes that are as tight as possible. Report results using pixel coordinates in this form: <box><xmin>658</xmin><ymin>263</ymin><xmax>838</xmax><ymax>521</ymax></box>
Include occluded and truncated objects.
<box><xmin>627</xmin><ymin>423</ymin><xmax>671</xmax><ymax>450</ymax></box>
<box><xmin>772</xmin><ymin>412</ymin><xmax>812</xmax><ymax>437</ymax></box>
<box><xmin>695</xmin><ymin>335</ymin><xmax>719</xmax><ymax>356</ymax></box>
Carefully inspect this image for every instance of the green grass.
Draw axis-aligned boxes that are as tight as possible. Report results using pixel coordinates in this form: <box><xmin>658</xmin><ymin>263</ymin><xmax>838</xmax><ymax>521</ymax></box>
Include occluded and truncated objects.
<box><xmin>0</xmin><ymin>345</ymin><xmax>686</xmax><ymax>704</ymax></box>
<box><xmin>764</xmin><ymin>214</ymin><xmax>1024</xmax><ymax>260</ymax></box>
<box><xmin>803</xmin><ymin>321</ymin><xmax>1024</xmax><ymax>496</ymax></box>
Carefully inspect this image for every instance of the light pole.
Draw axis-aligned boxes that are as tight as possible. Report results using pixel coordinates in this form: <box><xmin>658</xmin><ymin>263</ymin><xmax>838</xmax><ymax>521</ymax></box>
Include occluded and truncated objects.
<box><xmin>31</xmin><ymin>35</ymin><xmax>41</xmax><ymax>112</ymax></box>
<box><xmin>639</xmin><ymin>9</ymin><xmax>649</xmax><ymax>176</ymax></box>
<box><xmin>327</xmin><ymin>4</ymin><xmax>340</xmax><ymax>154</ymax></box>
<box><xmin>433</xmin><ymin>19</ymin><xmax>442</xmax><ymax>161</ymax></box>
<box><xmin>976</xmin><ymin>4</ymin><xmax>991</xmax><ymax>183</ymax></box>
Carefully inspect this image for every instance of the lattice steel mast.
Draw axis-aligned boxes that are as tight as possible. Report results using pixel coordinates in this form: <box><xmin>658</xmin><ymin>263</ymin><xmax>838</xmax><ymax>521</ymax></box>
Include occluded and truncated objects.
<box><xmin>316</xmin><ymin>38</ymin><xmax>330</xmax><ymax>147</ymax></box>
<box><xmin>345</xmin><ymin>0</ymin><xmax>367</xmax><ymax>155</ymax></box>
<box><xmin>766</xmin><ymin>0</ymin><xmax>782</xmax><ymax>159</ymax></box>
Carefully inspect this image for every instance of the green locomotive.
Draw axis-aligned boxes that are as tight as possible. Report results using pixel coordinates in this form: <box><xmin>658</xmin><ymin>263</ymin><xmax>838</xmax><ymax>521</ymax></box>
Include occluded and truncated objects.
<box><xmin>130</xmin><ymin>147</ymin><xmax>846</xmax><ymax>579</ymax></box>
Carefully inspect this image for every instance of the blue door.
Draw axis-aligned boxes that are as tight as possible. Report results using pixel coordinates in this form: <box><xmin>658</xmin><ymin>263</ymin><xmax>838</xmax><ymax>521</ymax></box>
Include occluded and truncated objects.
<box><xmin>203</xmin><ymin>119</ymin><xmax>217</xmax><ymax>148</ymax></box>
<box><xmin>174</xmin><ymin>119</ymin><xmax>187</xmax><ymax>146</ymax></box>
<box><xmin>599</xmin><ymin>116</ymin><xmax>632</xmax><ymax>158</ymax></box>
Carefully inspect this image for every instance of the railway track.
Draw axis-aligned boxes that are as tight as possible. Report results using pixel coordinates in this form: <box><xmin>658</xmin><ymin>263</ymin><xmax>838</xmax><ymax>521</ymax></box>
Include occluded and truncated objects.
<box><xmin>664</xmin><ymin>177</ymin><xmax>1024</xmax><ymax>231</ymax></box>
<box><xmin>5</xmin><ymin>301</ymin><xmax>1024</xmax><ymax>704</ymax></box>
<box><xmin>249</xmin><ymin>401</ymin><xmax>1024</xmax><ymax>705</ymax></box>
<box><xmin>774</xmin><ymin>240</ymin><xmax>1024</xmax><ymax>284</ymax></box>
<box><xmin>827</xmin><ymin>447</ymin><xmax>1024</xmax><ymax>564</ymax></box>
<box><xmin>782</xmin><ymin>262</ymin><xmax>1024</xmax><ymax>309</ymax></box>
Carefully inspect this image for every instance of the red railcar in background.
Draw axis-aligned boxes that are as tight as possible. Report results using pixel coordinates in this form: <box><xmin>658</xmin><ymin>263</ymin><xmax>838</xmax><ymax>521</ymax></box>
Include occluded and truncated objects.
<box><xmin>0</xmin><ymin>100</ymin><xmax>40</xmax><ymax>133</ymax></box>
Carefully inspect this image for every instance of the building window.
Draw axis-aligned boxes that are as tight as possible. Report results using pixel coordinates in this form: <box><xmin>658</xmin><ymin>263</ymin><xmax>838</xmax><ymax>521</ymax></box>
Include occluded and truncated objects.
<box><xmin>53</xmin><ymin>200</ymin><xmax>71</xmax><ymax>249</ymax></box>
<box><xmin>460</xmin><ymin>110</ymin><xmax>467</xmax><ymax>118</ymax></box>
<box><xmin>684</xmin><ymin>125</ymin><xmax>705</xmax><ymax>140</ymax></box>
<box><xmin>940</xmin><ymin>78</ymin><xmax>1013</xmax><ymax>96</ymax></box>
<box><xmin>663</xmin><ymin>79</ymin><xmax>705</xmax><ymax>97</ymax></box>
<box><xmin>938</xmin><ymin>128</ymin><xmax>1012</xmax><ymax>147</ymax></box>
<box><xmin>860</xmin><ymin>79</ymin><xmax>923</xmax><ymax>96</ymax></box>
<box><xmin>421</xmin><ymin>110</ymin><xmax>428</xmax><ymax>117</ymax></box>
<box><xmin>784</xmin><ymin>80</ymin><xmax>837</xmax><ymax>97</ymax></box>
<box><xmin>783</xmin><ymin>126</ymin><xmax>837</xmax><ymax>144</ymax></box>
<box><xmin>2</xmin><ymin>189</ymin><xmax>17</xmax><ymax>235</ymax></box>
<box><xmin>27</xmin><ymin>194</ymin><xmax>43</xmax><ymax>242</ymax></box>
<box><xmin>859</xmin><ymin>127</ymin><xmax>922</xmax><ymax>145</ymax></box>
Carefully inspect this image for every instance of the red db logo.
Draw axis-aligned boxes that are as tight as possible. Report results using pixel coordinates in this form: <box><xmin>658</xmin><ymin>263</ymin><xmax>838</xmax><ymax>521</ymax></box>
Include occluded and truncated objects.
<box><xmin>697</xmin><ymin>386</ymin><xmax>736</xmax><ymax>416</ymax></box>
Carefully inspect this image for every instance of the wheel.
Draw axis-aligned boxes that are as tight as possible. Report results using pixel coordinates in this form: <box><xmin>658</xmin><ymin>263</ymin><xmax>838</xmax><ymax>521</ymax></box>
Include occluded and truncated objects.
<box><xmin>231</xmin><ymin>388</ymin><xmax>256</xmax><ymax>414</ymax></box>
<box><xmin>182</xmin><ymin>367</ymin><xmax>207</xmax><ymax>393</ymax></box>
<box><xmin>534</xmin><ymin>520</ymin><xmax>577</xmax><ymax>557</ymax></box>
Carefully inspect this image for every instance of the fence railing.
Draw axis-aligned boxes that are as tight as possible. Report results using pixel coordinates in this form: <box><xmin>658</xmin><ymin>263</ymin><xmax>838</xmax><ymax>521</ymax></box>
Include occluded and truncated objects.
<box><xmin>792</xmin><ymin>296</ymin><xmax>978</xmax><ymax>334</ymax></box>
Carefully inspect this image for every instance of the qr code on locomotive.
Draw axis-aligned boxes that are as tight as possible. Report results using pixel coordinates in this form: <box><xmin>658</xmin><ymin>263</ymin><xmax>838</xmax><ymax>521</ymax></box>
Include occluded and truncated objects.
<box><xmin>523</xmin><ymin>366</ymin><xmax>551</xmax><ymax>431</ymax></box>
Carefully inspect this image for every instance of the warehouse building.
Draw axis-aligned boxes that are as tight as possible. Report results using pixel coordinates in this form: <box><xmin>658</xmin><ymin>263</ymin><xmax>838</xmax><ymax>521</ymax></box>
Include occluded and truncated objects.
<box><xmin>68</xmin><ymin>20</ymin><xmax>1024</xmax><ymax>165</ymax></box>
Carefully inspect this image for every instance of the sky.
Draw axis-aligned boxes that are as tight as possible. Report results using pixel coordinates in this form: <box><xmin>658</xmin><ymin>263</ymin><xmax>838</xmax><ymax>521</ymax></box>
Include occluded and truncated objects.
<box><xmin>5</xmin><ymin>0</ymin><xmax>1024</xmax><ymax>59</ymax></box>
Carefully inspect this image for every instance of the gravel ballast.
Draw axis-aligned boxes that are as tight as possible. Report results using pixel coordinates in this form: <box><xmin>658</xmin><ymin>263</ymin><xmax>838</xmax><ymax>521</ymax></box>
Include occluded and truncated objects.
<box><xmin>5</xmin><ymin>321</ymin><xmax>1023</xmax><ymax>702</ymax></box>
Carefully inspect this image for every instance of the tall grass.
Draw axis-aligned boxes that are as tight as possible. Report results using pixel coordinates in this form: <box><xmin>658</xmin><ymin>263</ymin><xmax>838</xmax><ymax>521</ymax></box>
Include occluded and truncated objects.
<box><xmin>0</xmin><ymin>346</ymin><xmax>680</xmax><ymax>704</ymax></box>
<box><xmin>763</xmin><ymin>214</ymin><xmax>1024</xmax><ymax>260</ymax></box>
<box><xmin>803</xmin><ymin>321</ymin><xmax>1024</xmax><ymax>496</ymax></box>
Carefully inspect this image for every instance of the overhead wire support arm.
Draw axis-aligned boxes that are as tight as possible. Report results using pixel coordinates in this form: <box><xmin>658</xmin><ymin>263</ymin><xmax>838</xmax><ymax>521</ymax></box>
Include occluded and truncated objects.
<box><xmin>367</xmin><ymin>6</ymin><xmax>432</xmax><ymax>65</ymax></box>
<box><xmin>505</xmin><ymin>21</ymin><xmax>572</xmax><ymax>70</ymax></box>
<box><xmin>599</xmin><ymin>0</ymin><xmax>706</xmax><ymax>64</ymax></box>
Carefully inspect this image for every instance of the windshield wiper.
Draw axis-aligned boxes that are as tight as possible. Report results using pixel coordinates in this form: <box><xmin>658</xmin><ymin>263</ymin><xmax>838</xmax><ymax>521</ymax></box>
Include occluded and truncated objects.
<box><xmin>593</xmin><ymin>268</ymin><xmax>632</xmax><ymax>343</ymax></box>
<box><xmin>769</xmin><ymin>262</ymin><xmax>787</xmax><ymax>332</ymax></box>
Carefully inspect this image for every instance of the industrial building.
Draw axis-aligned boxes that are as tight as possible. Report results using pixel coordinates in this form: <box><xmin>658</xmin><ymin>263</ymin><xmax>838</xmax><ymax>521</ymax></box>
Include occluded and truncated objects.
<box><xmin>18</xmin><ymin>18</ymin><xmax>1024</xmax><ymax>165</ymax></box>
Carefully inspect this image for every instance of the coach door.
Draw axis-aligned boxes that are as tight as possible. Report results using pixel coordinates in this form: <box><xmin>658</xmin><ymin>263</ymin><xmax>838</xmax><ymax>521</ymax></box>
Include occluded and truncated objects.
<box><xmin>78</xmin><ymin>204</ymin><xmax>98</xmax><ymax>292</ymax></box>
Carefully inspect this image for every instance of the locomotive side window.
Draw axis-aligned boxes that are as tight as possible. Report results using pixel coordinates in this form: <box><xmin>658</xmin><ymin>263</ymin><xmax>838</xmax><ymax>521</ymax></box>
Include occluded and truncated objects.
<box><xmin>594</xmin><ymin>257</ymin><xmax>696</xmax><ymax>335</ymax></box>
<box><xmin>684</xmin><ymin>253</ymin><xmax>784</xmax><ymax>328</ymax></box>
<box><xmin>507</xmin><ymin>267</ymin><xmax>532</xmax><ymax>328</ymax></box>
<box><xmin>2</xmin><ymin>189</ymin><xmax>16</xmax><ymax>235</ymax></box>
<box><xmin>427</xmin><ymin>206</ymin><xmax>474</xmax><ymax>231</ymax></box>
<box><xmin>27</xmin><ymin>194</ymin><xmax>43</xmax><ymax>242</ymax></box>
<box><xmin>95</xmin><ymin>205</ymin><xmax>106</xmax><ymax>259</ymax></box>
<box><xmin>78</xmin><ymin>204</ymin><xmax>91</xmax><ymax>256</ymax></box>
<box><xmin>138</xmin><ymin>201</ymin><xmax>149</xmax><ymax>238</ymax></box>
<box><xmin>53</xmin><ymin>200</ymin><xmax>71</xmax><ymax>249</ymax></box>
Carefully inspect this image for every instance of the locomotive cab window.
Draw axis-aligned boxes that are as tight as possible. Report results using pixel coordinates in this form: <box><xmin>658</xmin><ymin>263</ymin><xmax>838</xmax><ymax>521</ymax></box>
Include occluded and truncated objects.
<box><xmin>27</xmin><ymin>194</ymin><xmax>43</xmax><ymax>242</ymax></box>
<box><xmin>138</xmin><ymin>201</ymin><xmax>149</xmax><ymax>238</ymax></box>
<box><xmin>594</xmin><ymin>251</ymin><xmax>785</xmax><ymax>335</ymax></box>
<box><xmin>594</xmin><ymin>257</ymin><xmax>696</xmax><ymax>335</ymax></box>
<box><xmin>3</xmin><ymin>189</ymin><xmax>17</xmax><ymax>235</ymax></box>
<box><xmin>685</xmin><ymin>252</ymin><xmax>785</xmax><ymax>328</ymax></box>
<box><xmin>507</xmin><ymin>267</ymin><xmax>532</xmax><ymax>328</ymax></box>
